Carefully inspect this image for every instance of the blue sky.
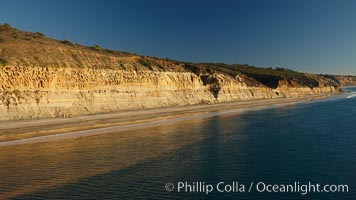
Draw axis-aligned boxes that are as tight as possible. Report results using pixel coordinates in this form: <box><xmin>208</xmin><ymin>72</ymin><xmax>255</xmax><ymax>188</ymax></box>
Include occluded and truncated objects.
<box><xmin>1</xmin><ymin>0</ymin><xmax>356</xmax><ymax>75</ymax></box>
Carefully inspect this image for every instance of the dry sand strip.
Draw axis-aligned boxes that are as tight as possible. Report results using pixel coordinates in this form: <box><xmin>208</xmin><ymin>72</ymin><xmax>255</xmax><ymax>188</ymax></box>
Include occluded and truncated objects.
<box><xmin>0</xmin><ymin>94</ymin><xmax>334</xmax><ymax>147</ymax></box>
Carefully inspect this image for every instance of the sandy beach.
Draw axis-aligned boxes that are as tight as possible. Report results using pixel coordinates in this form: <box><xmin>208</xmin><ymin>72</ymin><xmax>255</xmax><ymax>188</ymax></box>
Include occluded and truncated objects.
<box><xmin>0</xmin><ymin>94</ymin><xmax>334</xmax><ymax>147</ymax></box>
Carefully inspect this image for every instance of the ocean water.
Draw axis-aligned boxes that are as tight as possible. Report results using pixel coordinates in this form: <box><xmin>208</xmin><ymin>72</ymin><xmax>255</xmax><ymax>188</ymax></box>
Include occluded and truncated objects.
<box><xmin>0</xmin><ymin>87</ymin><xmax>356</xmax><ymax>199</ymax></box>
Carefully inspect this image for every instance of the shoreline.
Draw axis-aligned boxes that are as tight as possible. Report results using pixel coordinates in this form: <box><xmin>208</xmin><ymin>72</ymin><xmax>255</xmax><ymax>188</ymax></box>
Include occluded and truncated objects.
<box><xmin>0</xmin><ymin>93</ymin><xmax>336</xmax><ymax>147</ymax></box>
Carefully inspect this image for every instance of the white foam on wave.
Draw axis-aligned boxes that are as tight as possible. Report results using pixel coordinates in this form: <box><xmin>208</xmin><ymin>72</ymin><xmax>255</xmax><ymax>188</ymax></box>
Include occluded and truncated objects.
<box><xmin>346</xmin><ymin>93</ymin><xmax>356</xmax><ymax>99</ymax></box>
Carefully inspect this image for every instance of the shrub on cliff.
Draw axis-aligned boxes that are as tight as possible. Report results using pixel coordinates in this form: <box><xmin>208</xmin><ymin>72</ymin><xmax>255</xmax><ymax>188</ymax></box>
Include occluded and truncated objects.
<box><xmin>105</xmin><ymin>49</ymin><xmax>115</xmax><ymax>53</ymax></box>
<box><xmin>0</xmin><ymin>23</ymin><xmax>12</xmax><ymax>31</ymax></box>
<box><xmin>91</xmin><ymin>44</ymin><xmax>102</xmax><ymax>51</ymax></box>
<box><xmin>61</xmin><ymin>39</ymin><xmax>73</xmax><ymax>46</ymax></box>
<box><xmin>0</xmin><ymin>58</ymin><xmax>8</xmax><ymax>66</ymax></box>
<box><xmin>34</xmin><ymin>32</ymin><xmax>45</xmax><ymax>38</ymax></box>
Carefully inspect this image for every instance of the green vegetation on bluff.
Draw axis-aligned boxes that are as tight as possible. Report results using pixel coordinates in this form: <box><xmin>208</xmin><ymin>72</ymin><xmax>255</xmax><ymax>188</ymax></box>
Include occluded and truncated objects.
<box><xmin>0</xmin><ymin>23</ymin><xmax>348</xmax><ymax>88</ymax></box>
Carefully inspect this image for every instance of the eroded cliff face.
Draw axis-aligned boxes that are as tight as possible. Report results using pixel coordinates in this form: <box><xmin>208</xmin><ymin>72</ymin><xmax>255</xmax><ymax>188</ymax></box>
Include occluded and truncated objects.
<box><xmin>0</xmin><ymin>65</ymin><xmax>339</xmax><ymax>121</ymax></box>
<box><xmin>336</xmin><ymin>75</ymin><xmax>356</xmax><ymax>86</ymax></box>
<box><xmin>0</xmin><ymin>24</ymin><xmax>342</xmax><ymax>121</ymax></box>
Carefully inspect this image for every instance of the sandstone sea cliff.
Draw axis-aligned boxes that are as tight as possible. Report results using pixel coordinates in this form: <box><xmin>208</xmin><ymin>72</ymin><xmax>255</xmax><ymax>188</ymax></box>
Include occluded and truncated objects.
<box><xmin>0</xmin><ymin>24</ymin><xmax>342</xmax><ymax>121</ymax></box>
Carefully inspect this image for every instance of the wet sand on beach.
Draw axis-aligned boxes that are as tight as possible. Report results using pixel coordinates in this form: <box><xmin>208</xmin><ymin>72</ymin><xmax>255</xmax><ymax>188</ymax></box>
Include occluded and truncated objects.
<box><xmin>0</xmin><ymin>94</ymin><xmax>332</xmax><ymax>147</ymax></box>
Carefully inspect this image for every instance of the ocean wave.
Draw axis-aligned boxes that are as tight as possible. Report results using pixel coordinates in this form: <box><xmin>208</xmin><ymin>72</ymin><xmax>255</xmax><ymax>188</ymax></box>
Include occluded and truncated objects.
<box><xmin>346</xmin><ymin>93</ymin><xmax>356</xmax><ymax>99</ymax></box>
